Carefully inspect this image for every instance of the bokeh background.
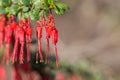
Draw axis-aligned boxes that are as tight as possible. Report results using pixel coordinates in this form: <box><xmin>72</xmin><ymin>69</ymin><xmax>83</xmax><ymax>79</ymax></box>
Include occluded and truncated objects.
<box><xmin>53</xmin><ymin>0</ymin><xmax>120</xmax><ymax>80</ymax></box>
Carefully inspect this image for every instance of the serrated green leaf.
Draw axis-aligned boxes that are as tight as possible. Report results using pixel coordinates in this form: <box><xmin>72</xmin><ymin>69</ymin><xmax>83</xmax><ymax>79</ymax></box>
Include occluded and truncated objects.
<box><xmin>54</xmin><ymin>2</ymin><xmax>69</xmax><ymax>15</ymax></box>
<box><xmin>56</xmin><ymin>2</ymin><xmax>69</xmax><ymax>10</ymax></box>
<box><xmin>54</xmin><ymin>5</ymin><xmax>64</xmax><ymax>15</ymax></box>
<box><xmin>23</xmin><ymin>6</ymin><xmax>29</xmax><ymax>12</ymax></box>
<box><xmin>54</xmin><ymin>5</ymin><xmax>60</xmax><ymax>14</ymax></box>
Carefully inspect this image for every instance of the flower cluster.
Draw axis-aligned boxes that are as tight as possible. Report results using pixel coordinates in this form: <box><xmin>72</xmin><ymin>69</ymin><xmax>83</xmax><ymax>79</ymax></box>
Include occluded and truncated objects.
<box><xmin>0</xmin><ymin>0</ymin><xmax>68</xmax><ymax>67</ymax></box>
<box><xmin>0</xmin><ymin>13</ymin><xmax>59</xmax><ymax>67</ymax></box>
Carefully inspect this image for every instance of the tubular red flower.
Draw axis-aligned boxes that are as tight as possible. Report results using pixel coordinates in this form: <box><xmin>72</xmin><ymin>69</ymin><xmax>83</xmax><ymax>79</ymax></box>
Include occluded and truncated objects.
<box><xmin>4</xmin><ymin>43</ymin><xmax>10</xmax><ymax>64</ymax></box>
<box><xmin>4</xmin><ymin>24</ymin><xmax>12</xmax><ymax>64</ymax></box>
<box><xmin>44</xmin><ymin>14</ymin><xmax>55</xmax><ymax>63</ymax></box>
<box><xmin>52</xmin><ymin>28</ymin><xmax>58</xmax><ymax>45</ymax></box>
<box><xmin>0</xmin><ymin>21</ymin><xmax>5</xmax><ymax>48</ymax></box>
<box><xmin>26</xmin><ymin>25</ymin><xmax>32</xmax><ymax>62</ymax></box>
<box><xmin>36</xmin><ymin>20</ymin><xmax>43</xmax><ymax>62</ymax></box>
<box><xmin>10</xmin><ymin>15</ymin><xmax>17</xmax><ymax>32</ymax></box>
<box><xmin>52</xmin><ymin>28</ymin><xmax>59</xmax><ymax>67</ymax></box>
<box><xmin>12</xmin><ymin>20</ymin><xmax>25</xmax><ymax>64</ymax></box>
<box><xmin>18</xmin><ymin>27</ymin><xmax>25</xmax><ymax>64</ymax></box>
<box><xmin>45</xmin><ymin>24</ymin><xmax>51</xmax><ymax>63</ymax></box>
<box><xmin>1</xmin><ymin>12</ymin><xmax>60</xmax><ymax>66</ymax></box>
<box><xmin>12</xmin><ymin>26</ymin><xmax>19</xmax><ymax>64</ymax></box>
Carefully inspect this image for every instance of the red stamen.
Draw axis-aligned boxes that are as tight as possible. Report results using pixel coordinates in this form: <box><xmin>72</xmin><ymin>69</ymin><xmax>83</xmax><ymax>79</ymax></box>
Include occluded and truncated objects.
<box><xmin>26</xmin><ymin>43</ymin><xmax>30</xmax><ymax>62</ymax></box>
<box><xmin>46</xmin><ymin>38</ymin><xmax>50</xmax><ymax>63</ymax></box>
<box><xmin>38</xmin><ymin>39</ymin><xmax>43</xmax><ymax>62</ymax></box>
<box><xmin>54</xmin><ymin>44</ymin><xmax>59</xmax><ymax>68</ymax></box>
<box><xmin>36</xmin><ymin>51</ymin><xmax>38</xmax><ymax>63</ymax></box>
<box><xmin>19</xmin><ymin>42</ymin><xmax>24</xmax><ymax>64</ymax></box>
<box><xmin>5</xmin><ymin>43</ymin><xmax>10</xmax><ymax>64</ymax></box>
<box><xmin>12</xmin><ymin>39</ymin><xmax>18</xmax><ymax>64</ymax></box>
<box><xmin>52</xmin><ymin>27</ymin><xmax>59</xmax><ymax>67</ymax></box>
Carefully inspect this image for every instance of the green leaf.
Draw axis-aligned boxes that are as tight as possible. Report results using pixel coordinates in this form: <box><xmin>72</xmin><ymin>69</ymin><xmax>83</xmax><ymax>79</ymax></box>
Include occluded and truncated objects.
<box><xmin>43</xmin><ymin>3</ymin><xmax>49</xmax><ymax>10</ymax></box>
<box><xmin>22</xmin><ymin>12</ymin><xmax>30</xmax><ymax>18</ymax></box>
<box><xmin>54</xmin><ymin>2</ymin><xmax>69</xmax><ymax>15</ymax></box>
<box><xmin>48</xmin><ymin>0</ymin><xmax>54</xmax><ymax>5</ymax></box>
<box><xmin>56</xmin><ymin>2</ymin><xmax>69</xmax><ymax>10</ymax></box>
<box><xmin>54</xmin><ymin>5</ymin><xmax>60</xmax><ymax>14</ymax></box>
<box><xmin>39</xmin><ymin>10</ymin><xmax>48</xmax><ymax>17</ymax></box>
<box><xmin>19</xmin><ymin>0</ymin><xmax>23</xmax><ymax>5</ymax></box>
<box><xmin>43</xmin><ymin>10</ymin><xmax>49</xmax><ymax>17</ymax></box>
<box><xmin>5</xmin><ymin>7</ymin><xmax>10</xmax><ymax>13</ymax></box>
<box><xmin>34</xmin><ymin>0</ymin><xmax>42</xmax><ymax>9</ymax></box>
<box><xmin>11</xmin><ymin>0</ymin><xmax>23</xmax><ymax>5</ymax></box>
<box><xmin>34</xmin><ymin>0</ymin><xmax>49</xmax><ymax>10</ymax></box>
<box><xmin>60</xmin><ymin>9</ymin><xmax>64</xmax><ymax>14</ymax></box>
<box><xmin>11</xmin><ymin>0</ymin><xmax>20</xmax><ymax>5</ymax></box>
<box><xmin>23</xmin><ymin>6</ymin><xmax>29</xmax><ymax>12</ymax></box>
<box><xmin>10</xmin><ymin>5</ymin><xmax>19</xmax><ymax>15</ymax></box>
<box><xmin>22</xmin><ymin>0</ymin><xmax>30</xmax><ymax>6</ymax></box>
<box><xmin>30</xmin><ymin>9</ymin><xmax>39</xmax><ymax>21</ymax></box>
<box><xmin>2</xmin><ymin>0</ymin><xmax>11</xmax><ymax>7</ymax></box>
<box><xmin>0</xmin><ymin>7</ymin><xmax>6</xmax><ymax>14</ymax></box>
<box><xmin>54</xmin><ymin>5</ymin><xmax>64</xmax><ymax>15</ymax></box>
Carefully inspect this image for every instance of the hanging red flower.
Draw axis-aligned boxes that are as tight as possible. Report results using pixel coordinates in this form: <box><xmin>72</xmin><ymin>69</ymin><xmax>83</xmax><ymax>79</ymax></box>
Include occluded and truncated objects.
<box><xmin>0</xmin><ymin>14</ymin><xmax>5</xmax><ymax>48</ymax></box>
<box><xmin>4</xmin><ymin>22</ymin><xmax>12</xmax><ymax>64</ymax></box>
<box><xmin>36</xmin><ymin>20</ymin><xmax>43</xmax><ymax>63</ymax></box>
<box><xmin>0</xmin><ymin>0</ymin><xmax>69</xmax><ymax>68</ymax></box>
<box><xmin>25</xmin><ymin>18</ymin><xmax>32</xmax><ymax>62</ymax></box>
